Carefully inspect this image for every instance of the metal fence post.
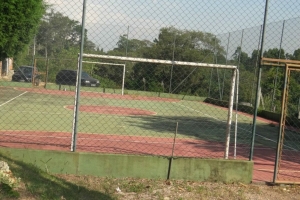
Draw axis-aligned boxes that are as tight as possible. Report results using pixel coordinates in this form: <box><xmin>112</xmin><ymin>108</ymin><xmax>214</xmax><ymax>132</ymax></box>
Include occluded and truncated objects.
<box><xmin>249</xmin><ymin>0</ymin><xmax>269</xmax><ymax>161</ymax></box>
<box><xmin>71</xmin><ymin>0</ymin><xmax>87</xmax><ymax>152</ymax></box>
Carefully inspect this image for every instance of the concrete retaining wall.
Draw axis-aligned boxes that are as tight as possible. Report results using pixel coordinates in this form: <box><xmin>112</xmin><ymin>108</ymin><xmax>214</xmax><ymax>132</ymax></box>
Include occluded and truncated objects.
<box><xmin>0</xmin><ymin>147</ymin><xmax>253</xmax><ymax>183</ymax></box>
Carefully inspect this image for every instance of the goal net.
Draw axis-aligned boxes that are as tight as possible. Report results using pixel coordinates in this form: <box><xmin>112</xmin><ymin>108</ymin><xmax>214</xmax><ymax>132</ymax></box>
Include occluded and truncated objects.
<box><xmin>80</xmin><ymin>53</ymin><xmax>239</xmax><ymax>159</ymax></box>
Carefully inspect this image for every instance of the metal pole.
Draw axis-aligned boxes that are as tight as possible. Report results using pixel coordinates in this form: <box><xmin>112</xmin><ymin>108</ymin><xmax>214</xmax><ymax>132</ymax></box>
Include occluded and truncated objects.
<box><xmin>224</xmin><ymin>68</ymin><xmax>237</xmax><ymax>159</ymax></box>
<box><xmin>122</xmin><ymin>64</ymin><xmax>126</xmax><ymax>95</ymax></box>
<box><xmin>214</xmin><ymin>36</ymin><xmax>221</xmax><ymax>99</ymax></box>
<box><xmin>273</xmin><ymin>65</ymin><xmax>288</xmax><ymax>183</ymax></box>
<box><xmin>221</xmin><ymin>33</ymin><xmax>231</xmax><ymax>100</ymax></box>
<box><xmin>125</xmin><ymin>26</ymin><xmax>129</xmax><ymax>56</ymax></box>
<box><xmin>237</xmin><ymin>30</ymin><xmax>244</xmax><ymax>68</ymax></box>
<box><xmin>32</xmin><ymin>35</ymin><xmax>36</xmax><ymax>67</ymax></box>
<box><xmin>169</xmin><ymin>34</ymin><xmax>176</xmax><ymax>93</ymax></box>
<box><xmin>233</xmin><ymin>29</ymin><xmax>244</xmax><ymax>158</ymax></box>
<box><xmin>234</xmin><ymin>69</ymin><xmax>239</xmax><ymax>159</ymax></box>
<box><xmin>167</xmin><ymin>122</ymin><xmax>178</xmax><ymax>180</ymax></box>
<box><xmin>83</xmin><ymin>54</ymin><xmax>237</xmax><ymax>69</ymax></box>
<box><xmin>271</xmin><ymin>20</ymin><xmax>285</xmax><ymax>112</ymax></box>
<box><xmin>44</xmin><ymin>58</ymin><xmax>49</xmax><ymax>89</ymax></box>
<box><xmin>123</xmin><ymin>26</ymin><xmax>129</xmax><ymax>95</ymax></box>
<box><xmin>251</xmin><ymin>25</ymin><xmax>263</xmax><ymax>105</ymax></box>
<box><xmin>71</xmin><ymin>0</ymin><xmax>87</xmax><ymax>152</ymax></box>
<box><xmin>32</xmin><ymin>58</ymin><xmax>36</xmax><ymax>86</ymax></box>
<box><xmin>208</xmin><ymin>68</ymin><xmax>213</xmax><ymax>97</ymax></box>
<box><xmin>249</xmin><ymin>0</ymin><xmax>269</xmax><ymax>161</ymax></box>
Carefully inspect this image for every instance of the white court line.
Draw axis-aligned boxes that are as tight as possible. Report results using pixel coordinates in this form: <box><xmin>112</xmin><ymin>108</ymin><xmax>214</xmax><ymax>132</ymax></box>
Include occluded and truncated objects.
<box><xmin>0</xmin><ymin>110</ymin><xmax>65</xmax><ymax>115</ymax></box>
<box><xmin>0</xmin><ymin>109</ymin><xmax>142</xmax><ymax>118</ymax></box>
<box><xmin>235</xmin><ymin>125</ymin><xmax>298</xmax><ymax>151</ymax></box>
<box><xmin>257</xmin><ymin>169</ymin><xmax>300</xmax><ymax>173</ymax></box>
<box><xmin>173</xmin><ymin>102</ymin><xmax>223</xmax><ymax>121</ymax></box>
<box><xmin>0</xmin><ymin>91</ymin><xmax>28</xmax><ymax>107</ymax></box>
<box><xmin>0</xmin><ymin>133</ymin><xmax>69</xmax><ymax>139</ymax></box>
<box><xmin>173</xmin><ymin>101</ymin><xmax>299</xmax><ymax>151</ymax></box>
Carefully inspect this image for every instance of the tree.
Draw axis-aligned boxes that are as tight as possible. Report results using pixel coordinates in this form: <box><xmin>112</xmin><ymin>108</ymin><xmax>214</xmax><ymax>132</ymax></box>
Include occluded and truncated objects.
<box><xmin>35</xmin><ymin>10</ymin><xmax>96</xmax><ymax>57</ymax></box>
<box><xmin>286</xmin><ymin>48</ymin><xmax>300</xmax><ymax>60</ymax></box>
<box><xmin>108</xmin><ymin>35</ymin><xmax>153</xmax><ymax>57</ymax></box>
<box><xmin>127</xmin><ymin>27</ymin><xmax>226</xmax><ymax>95</ymax></box>
<box><xmin>263</xmin><ymin>48</ymin><xmax>285</xmax><ymax>59</ymax></box>
<box><xmin>0</xmin><ymin>0</ymin><xmax>45</xmax><ymax>61</ymax></box>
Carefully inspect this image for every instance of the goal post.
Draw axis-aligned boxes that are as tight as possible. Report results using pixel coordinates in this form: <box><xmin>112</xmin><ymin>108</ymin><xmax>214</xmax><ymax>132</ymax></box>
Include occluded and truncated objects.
<box><xmin>82</xmin><ymin>61</ymin><xmax>126</xmax><ymax>95</ymax></box>
<box><xmin>82</xmin><ymin>53</ymin><xmax>239</xmax><ymax>159</ymax></box>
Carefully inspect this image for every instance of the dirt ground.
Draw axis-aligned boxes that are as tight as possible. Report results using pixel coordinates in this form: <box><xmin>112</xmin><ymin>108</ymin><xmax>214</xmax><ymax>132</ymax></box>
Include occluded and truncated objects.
<box><xmin>54</xmin><ymin>175</ymin><xmax>300</xmax><ymax>200</ymax></box>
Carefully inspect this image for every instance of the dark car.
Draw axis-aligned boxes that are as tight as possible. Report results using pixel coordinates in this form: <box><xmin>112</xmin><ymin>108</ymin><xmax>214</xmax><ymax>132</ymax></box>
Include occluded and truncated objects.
<box><xmin>12</xmin><ymin>66</ymin><xmax>41</xmax><ymax>85</ymax></box>
<box><xmin>55</xmin><ymin>69</ymin><xmax>100</xmax><ymax>87</ymax></box>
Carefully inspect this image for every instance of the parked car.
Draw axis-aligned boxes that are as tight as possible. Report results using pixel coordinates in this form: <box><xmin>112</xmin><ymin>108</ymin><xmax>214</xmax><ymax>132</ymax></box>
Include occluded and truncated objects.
<box><xmin>12</xmin><ymin>66</ymin><xmax>41</xmax><ymax>86</ymax></box>
<box><xmin>55</xmin><ymin>69</ymin><xmax>100</xmax><ymax>87</ymax></box>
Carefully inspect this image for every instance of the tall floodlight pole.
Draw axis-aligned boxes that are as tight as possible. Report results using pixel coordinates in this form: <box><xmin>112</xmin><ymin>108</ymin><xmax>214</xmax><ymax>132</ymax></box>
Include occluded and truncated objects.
<box><xmin>71</xmin><ymin>0</ymin><xmax>87</xmax><ymax>152</ymax></box>
<box><xmin>249</xmin><ymin>0</ymin><xmax>269</xmax><ymax>160</ymax></box>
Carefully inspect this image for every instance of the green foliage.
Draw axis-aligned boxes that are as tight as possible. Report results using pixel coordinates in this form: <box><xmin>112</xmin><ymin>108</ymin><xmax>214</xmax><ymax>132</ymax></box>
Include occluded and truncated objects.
<box><xmin>0</xmin><ymin>0</ymin><xmax>45</xmax><ymax>60</ymax></box>
<box><xmin>36</xmin><ymin>9</ymin><xmax>95</xmax><ymax>57</ymax></box>
<box><xmin>0</xmin><ymin>183</ymin><xmax>20</xmax><ymax>198</ymax></box>
<box><xmin>111</xmin><ymin>27</ymin><xmax>227</xmax><ymax>96</ymax></box>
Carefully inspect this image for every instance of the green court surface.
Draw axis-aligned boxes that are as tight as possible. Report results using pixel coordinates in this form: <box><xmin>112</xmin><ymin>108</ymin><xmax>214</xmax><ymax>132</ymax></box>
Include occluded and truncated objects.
<box><xmin>0</xmin><ymin>83</ymin><xmax>288</xmax><ymax>150</ymax></box>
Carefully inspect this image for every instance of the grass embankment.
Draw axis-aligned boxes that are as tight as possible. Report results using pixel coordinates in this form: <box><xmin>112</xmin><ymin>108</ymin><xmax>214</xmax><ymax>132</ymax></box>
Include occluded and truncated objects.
<box><xmin>1</xmin><ymin>153</ymin><xmax>300</xmax><ymax>200</ymax></box>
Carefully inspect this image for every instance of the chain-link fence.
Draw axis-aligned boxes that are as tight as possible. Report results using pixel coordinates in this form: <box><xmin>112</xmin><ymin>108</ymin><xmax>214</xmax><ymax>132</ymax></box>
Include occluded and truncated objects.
<box><xmin>1</xmin><ymin>0</ymin><xmax>300</xmax><ymax>183</ymax></box>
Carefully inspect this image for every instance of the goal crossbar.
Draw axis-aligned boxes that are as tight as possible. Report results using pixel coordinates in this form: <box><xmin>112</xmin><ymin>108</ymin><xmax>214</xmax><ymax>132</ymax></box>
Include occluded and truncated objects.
<box><xmin>82</xmin><ymin>61</ymin><xmax>125</xmax><ymax>66</ymax></box>
<box><xmin>82</xmin><ymin>54</ymin><xmax>237</xmax><ymax>69</ymax></box>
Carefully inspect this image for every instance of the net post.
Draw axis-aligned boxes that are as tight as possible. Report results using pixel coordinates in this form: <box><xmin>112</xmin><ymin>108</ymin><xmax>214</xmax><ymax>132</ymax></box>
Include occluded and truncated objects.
<box><xmin>234</xmin><ymin>69</ymin><xmax>240</xmax><ymax>159</ymax></box>
<box><xmin>224</xmin><ymin>68</ymin><xmax>237</xmax><ymax>159</ymax></box>
<box><xmin>122</xmin><ymin>64</ymin><xmax>126</xmax><ymax>96</ymax></box>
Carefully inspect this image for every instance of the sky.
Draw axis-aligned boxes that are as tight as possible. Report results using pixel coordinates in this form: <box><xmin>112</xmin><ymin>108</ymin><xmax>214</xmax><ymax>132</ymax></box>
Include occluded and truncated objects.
<box><xmin>45</xmin><ymin>0</ymin><xmax>300</xmax><ymax>55</ymax></box>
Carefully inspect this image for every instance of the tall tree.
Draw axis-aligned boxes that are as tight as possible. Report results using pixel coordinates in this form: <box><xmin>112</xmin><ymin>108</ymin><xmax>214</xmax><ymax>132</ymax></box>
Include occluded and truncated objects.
<box><xmin>263</xmin><ymin>48</ymin><xmax>285</xmax><ymax>59</ymax></box>
<box><xmin>35</xmin><ymin>10</ymin><xmax>95</xmax><ymax>57</ymax></box>
<box><xmin>0</xmin><ymin>0</ymin><xmax>45</xmax><ymax>61</ymax></box>
<box><xmin>128</xmin><ymin>27</ymin><xmax>226</xmax><ymax>95</ymax></box>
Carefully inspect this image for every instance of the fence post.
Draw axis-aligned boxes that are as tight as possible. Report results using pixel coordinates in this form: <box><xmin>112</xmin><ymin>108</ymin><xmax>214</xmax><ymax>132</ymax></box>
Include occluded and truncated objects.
<box><xmin>71</xmin><ymin>0</ymin><xmax>87</xmax><ymax>152</ymax></box>
<box><xmin>249</xmin><ymin>0</ymin><xmax>269</xmax><ymax>161</ymax></box>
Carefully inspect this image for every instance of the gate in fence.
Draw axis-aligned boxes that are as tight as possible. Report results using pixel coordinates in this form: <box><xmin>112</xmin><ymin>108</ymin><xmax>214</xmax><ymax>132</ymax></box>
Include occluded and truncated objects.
<box><xmin>262</xmin><ymin>57</ymin><xmax>300</xmax><ymax>184</ymax></box>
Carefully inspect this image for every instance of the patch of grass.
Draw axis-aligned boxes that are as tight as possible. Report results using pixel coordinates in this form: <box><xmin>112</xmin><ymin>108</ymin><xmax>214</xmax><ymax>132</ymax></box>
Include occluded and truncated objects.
<box><xmin>0</xmin><ymin>182</ymin><xmax>20</xmax><ymax>199</ymax></box>
<box><xmin>122</xmin><ymin>182</ymin><xmax>145</xmax><ymax>193</ymax></box>
<box><xmin>1</xmin><ymin>154</ymin><xmax>300</xmax><ymax>200</ymax></box>
<box><xmin>0</xmin><ymin>153</ymin><xmax>115</xmax><ymax>200</ymax></box>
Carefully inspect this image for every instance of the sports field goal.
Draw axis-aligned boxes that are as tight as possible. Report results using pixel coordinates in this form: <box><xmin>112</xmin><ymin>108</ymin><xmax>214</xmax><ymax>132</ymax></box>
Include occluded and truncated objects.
<box><xmin>82</xmin><ymin>61</ymin><xmax>126</xmax><ymax>95</ymax></box>
<box><xmin>80</xmin><ymin>54</ymin><xmax>239</xmax><ymax>159</ymax></box>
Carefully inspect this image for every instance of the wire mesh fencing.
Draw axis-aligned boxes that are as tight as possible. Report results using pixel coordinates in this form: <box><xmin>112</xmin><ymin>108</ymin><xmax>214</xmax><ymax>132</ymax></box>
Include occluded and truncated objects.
<box><xmin>1</xmin><ymin>0</ymin><xmax>300</xmax><ymax>182</ymax></box>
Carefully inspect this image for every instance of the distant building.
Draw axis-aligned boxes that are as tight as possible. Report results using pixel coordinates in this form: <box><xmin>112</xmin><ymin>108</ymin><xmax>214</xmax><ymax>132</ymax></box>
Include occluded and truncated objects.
<box><xmin>0</xmin><ymin>58</ymin><xmax>14</xmax><ymax>77</ymax></box>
